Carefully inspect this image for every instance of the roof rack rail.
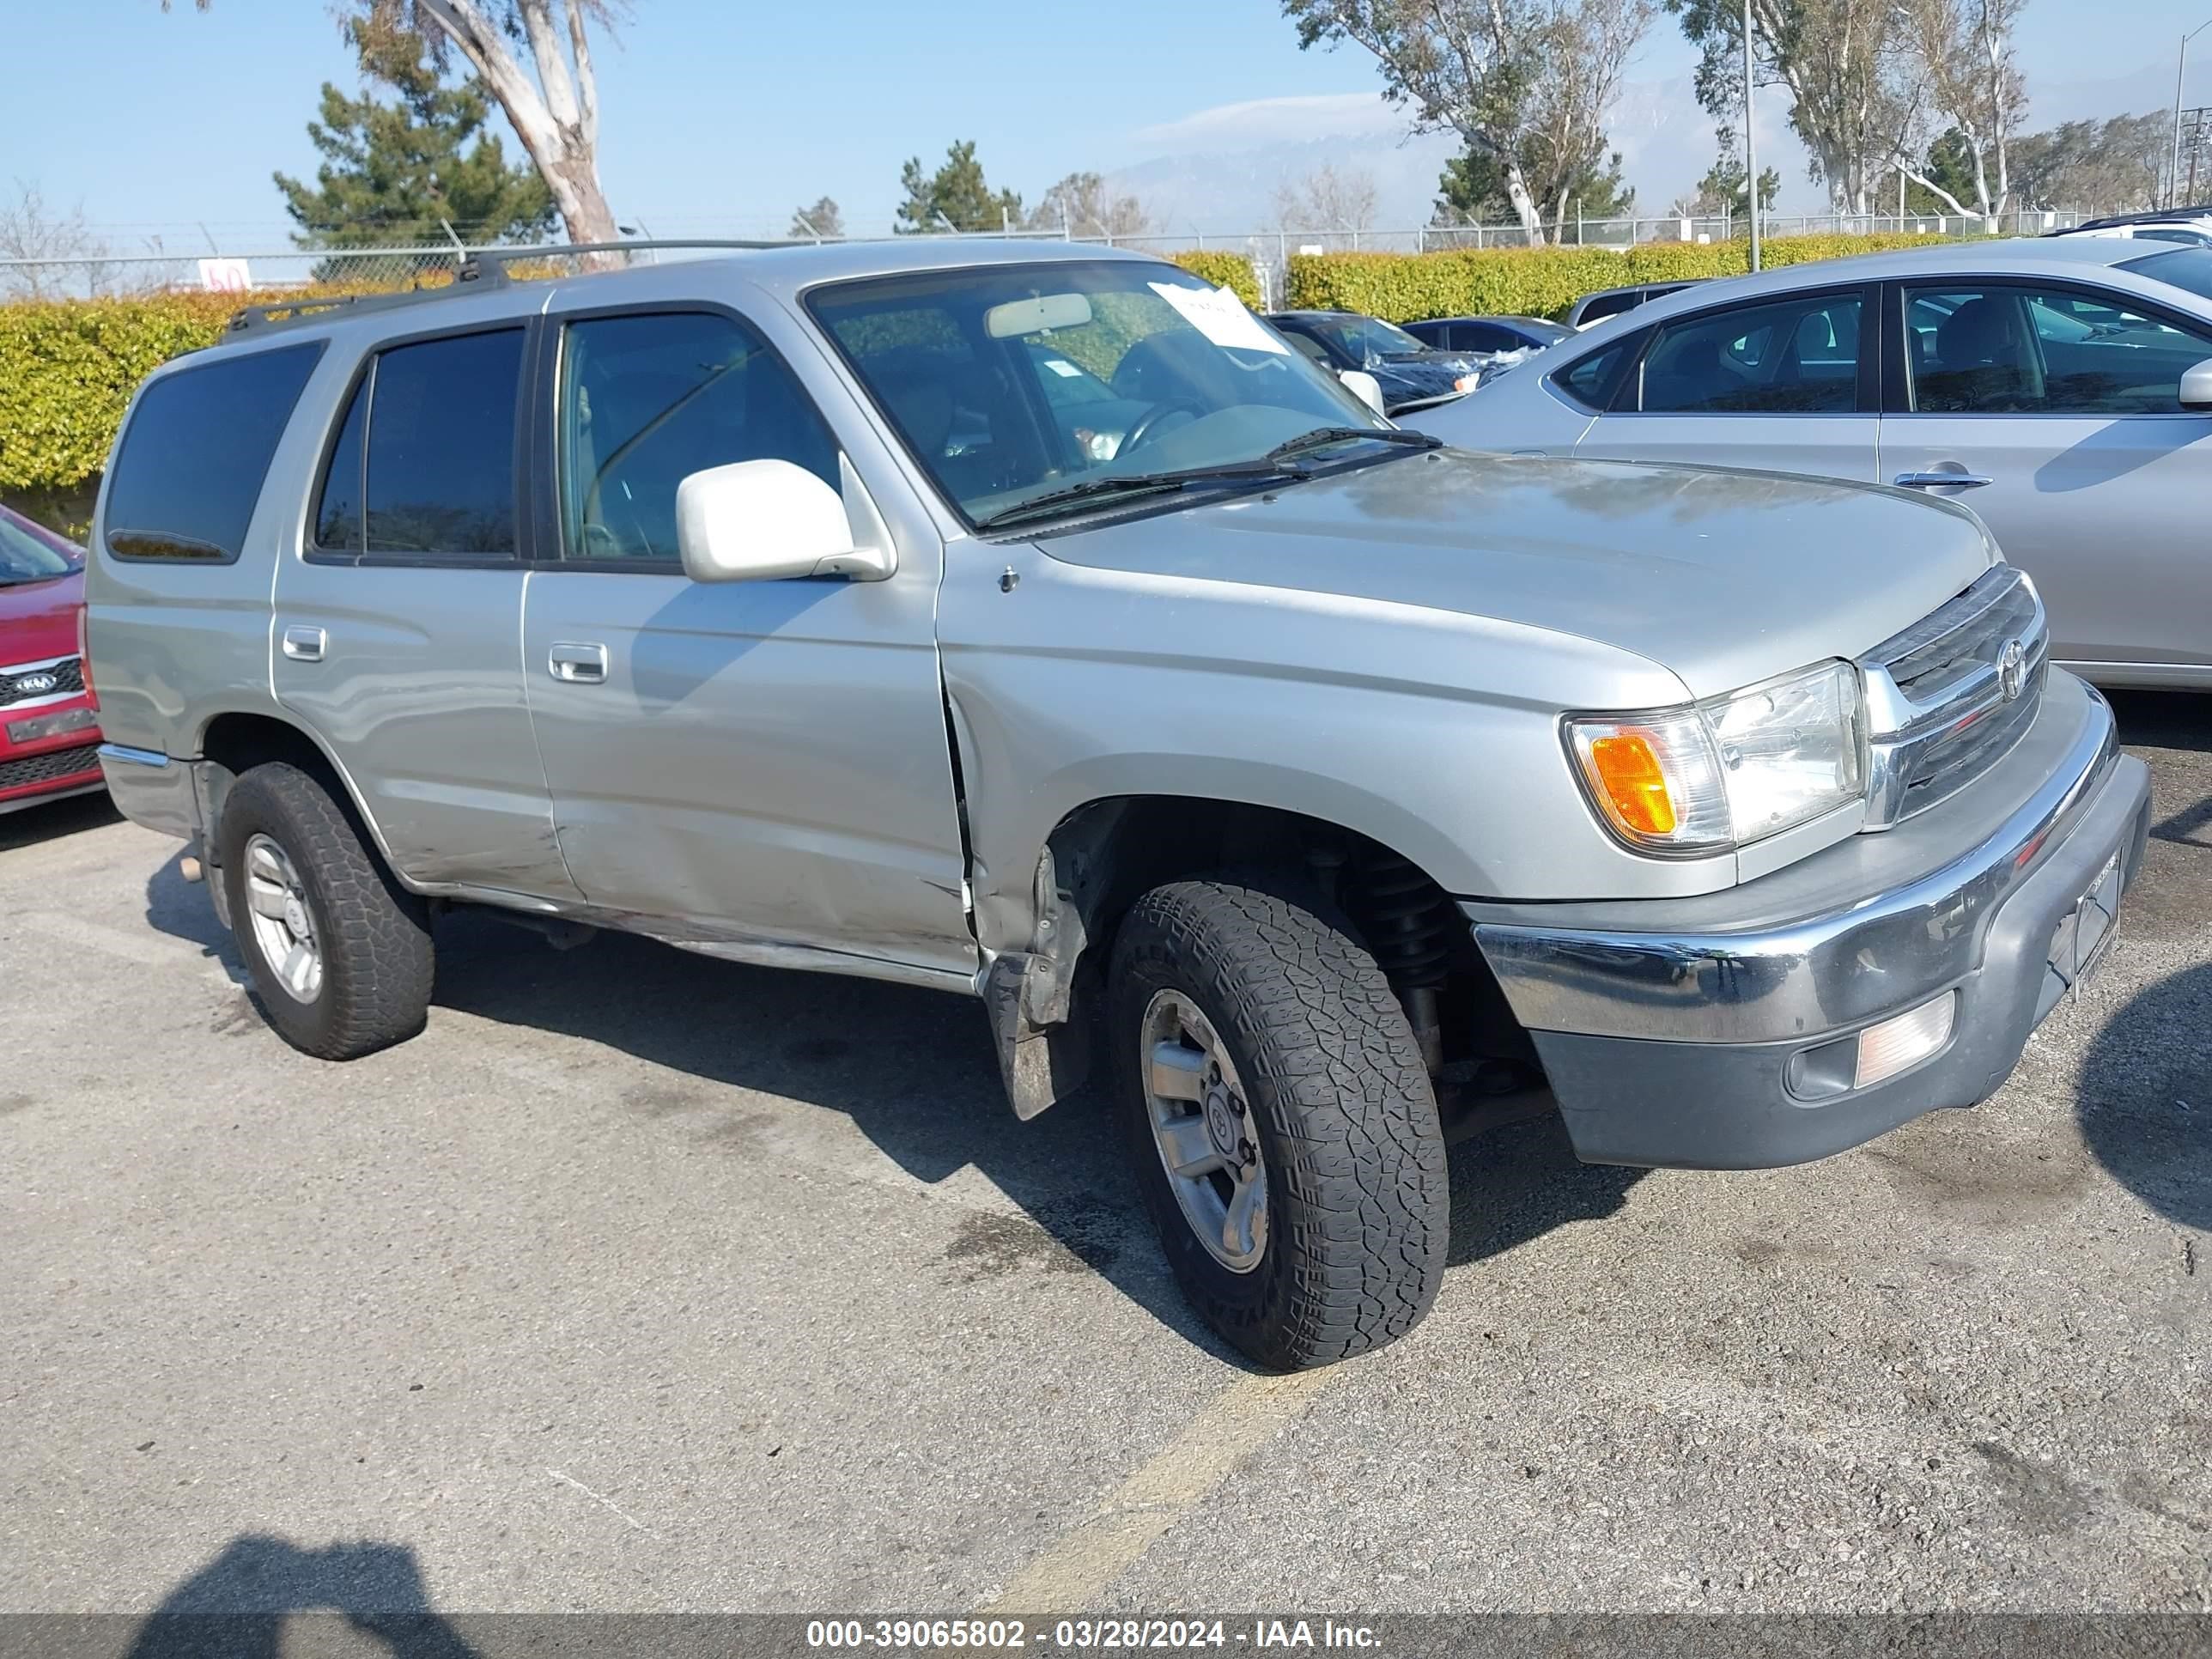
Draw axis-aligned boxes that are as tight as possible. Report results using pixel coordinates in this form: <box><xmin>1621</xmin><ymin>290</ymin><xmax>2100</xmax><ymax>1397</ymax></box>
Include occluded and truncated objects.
<box><xmin>460</xmin><ymin>236</ymin><xmax>792</xmax><ymax>273</ymax></box>
<box><xmin>228</xmin><ymin>259</ymin><xmax>510</xmax><ymax>335</ymax></box>
<box><xmin>224</xmin><ymin>239</ymin><xmax>795</xmax><ymax>337</ymax></box>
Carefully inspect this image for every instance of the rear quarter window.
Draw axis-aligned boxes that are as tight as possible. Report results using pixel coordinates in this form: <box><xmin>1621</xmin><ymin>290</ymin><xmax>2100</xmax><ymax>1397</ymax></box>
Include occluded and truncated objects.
<box><xmin>102</xmin><ymin>342</ymin><xmax>323</xmax><ymax>563</ymax></box>
<box><xmin>1551</xmin><ymin>337</ymin><xmax>1637</xmax><ymax>410</ymax></box>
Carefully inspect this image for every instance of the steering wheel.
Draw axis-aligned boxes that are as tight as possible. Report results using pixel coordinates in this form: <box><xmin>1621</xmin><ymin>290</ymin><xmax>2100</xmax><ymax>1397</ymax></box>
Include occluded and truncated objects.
<box><xmin>1121</xmin><ymin>398</ymin><xmax>1207</xmax><ymax>455</ymax></box>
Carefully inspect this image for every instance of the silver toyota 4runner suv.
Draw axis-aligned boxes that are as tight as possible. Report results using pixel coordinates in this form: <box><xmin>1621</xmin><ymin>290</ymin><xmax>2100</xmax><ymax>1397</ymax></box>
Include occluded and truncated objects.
<box><xmin>88</xmin><ymin>240</ymin><xmax>2151</xmax><ymax>1370</ymax></box>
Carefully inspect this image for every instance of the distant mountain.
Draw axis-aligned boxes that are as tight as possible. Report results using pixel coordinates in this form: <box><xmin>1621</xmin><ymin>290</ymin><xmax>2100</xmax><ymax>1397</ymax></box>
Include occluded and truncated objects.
<box><xmin>1100</xmin><ymin>56</ymin><xmax>2185</xmax><ymax>241</ymax></box>
<box><xmin>1101</xmin><ymin>81</ymin><xmax>1817</xmax><ymax>238</ymax></box>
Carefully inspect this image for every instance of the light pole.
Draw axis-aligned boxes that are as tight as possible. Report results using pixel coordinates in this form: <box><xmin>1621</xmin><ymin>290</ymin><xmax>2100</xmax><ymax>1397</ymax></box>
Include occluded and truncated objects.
<box><xmin>2174</xmin><ymin>20</ymin><xmax>2212</xmax><ymax>209</ymax></box>
<box><xmin>1745</xmin><ymin>0</ymin><xmax>1762</xmax><ymax>270</ymax></box>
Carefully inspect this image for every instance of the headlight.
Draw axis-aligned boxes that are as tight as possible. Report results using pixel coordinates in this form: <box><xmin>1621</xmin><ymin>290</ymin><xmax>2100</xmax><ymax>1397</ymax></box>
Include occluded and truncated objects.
<box><xmin>1565</xmin><ymin>660</ymin><xmax>1864</xmax><ymax>855</ymax></box>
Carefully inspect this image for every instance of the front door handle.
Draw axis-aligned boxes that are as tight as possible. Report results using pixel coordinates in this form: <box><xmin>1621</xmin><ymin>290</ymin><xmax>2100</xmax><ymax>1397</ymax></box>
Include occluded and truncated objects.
<box><xmin>281</xmin><ymin>625</ymin><xmax>325</xmax><ymax>662</ymax></box>
<box><xmin>1893</xmin><ymin>471</ymin><xmax>1993</xmax><ymax>490</ymax></box>
<box><xmin>548</xmin><ymin>641</ymin><xmax>610</xmax><ymax>684</ymax></box>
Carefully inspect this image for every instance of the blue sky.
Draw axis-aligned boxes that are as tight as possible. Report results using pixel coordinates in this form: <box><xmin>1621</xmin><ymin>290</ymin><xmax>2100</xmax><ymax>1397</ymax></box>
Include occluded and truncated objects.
<box><xmin>9</xmin><ymin>0</ymin><xmax>2212</xmax><ymax>245</ymax></box>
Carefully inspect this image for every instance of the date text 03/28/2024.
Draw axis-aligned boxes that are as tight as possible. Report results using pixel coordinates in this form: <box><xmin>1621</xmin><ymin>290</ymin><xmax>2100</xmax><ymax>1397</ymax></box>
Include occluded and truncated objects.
<box><xmin>804</xmin><ymin>1620</ymin><xmax>1382</xmax><ymax>1650</ymax></box>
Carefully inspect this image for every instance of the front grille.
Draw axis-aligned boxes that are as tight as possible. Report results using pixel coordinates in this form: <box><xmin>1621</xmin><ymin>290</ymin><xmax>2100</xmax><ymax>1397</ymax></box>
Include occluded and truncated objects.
<box><xmin>1859</xmin><ymin>566</ymin><xmax>2047</xmax><ymax>828</ymax></box>
<box><xmin>0</xmin><ymin>741</ymin><xmax>101</xmax><ymax>793</ymax></box>
<box><xmin>0</xmin><ymin>656</ymin><xmax>85</xmax><ymax>708</ymax></box>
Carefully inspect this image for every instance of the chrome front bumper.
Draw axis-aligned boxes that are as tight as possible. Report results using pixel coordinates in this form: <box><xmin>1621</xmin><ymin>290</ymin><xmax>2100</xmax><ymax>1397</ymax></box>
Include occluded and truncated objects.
<box><xmin>1464</xmin><ymin>672</ymin><xmax>2151</xmax><ymax>1168</ymax></box>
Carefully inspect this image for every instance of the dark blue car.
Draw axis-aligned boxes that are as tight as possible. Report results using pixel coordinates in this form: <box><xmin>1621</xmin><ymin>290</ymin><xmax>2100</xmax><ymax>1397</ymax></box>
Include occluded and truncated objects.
<box><xmin>1262</xmin><ymin>311</ymin><xmax>1480</xmax><ymax>414</ymax></box>
<box><xmin>1400</xmin><ymin>314</ymin><xmax>1574</xmax><ymax>354</ymax></box>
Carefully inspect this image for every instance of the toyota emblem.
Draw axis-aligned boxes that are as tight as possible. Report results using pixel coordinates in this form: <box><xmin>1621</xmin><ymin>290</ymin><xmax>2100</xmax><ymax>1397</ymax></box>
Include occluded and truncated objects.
<box><xmin>1996</xmin><ymin>637</ymin><xmax>2027</xmax><ymax>702</ymax></box>
<box><xmin>15</xmin><ymin>672</ymin><xmax>57</xmax><ymax>696</ymax></box>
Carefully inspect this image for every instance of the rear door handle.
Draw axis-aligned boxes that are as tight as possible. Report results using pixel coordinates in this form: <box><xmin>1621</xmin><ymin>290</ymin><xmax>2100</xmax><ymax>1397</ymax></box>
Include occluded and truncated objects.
<box><xmin>1893</xmin><ymin>471</ymin><xmax>1992</xmax><ymax>489</ymax></box>
<box><xmin>281</xmin><ymin>625</ymin><xmax>325</xmax><ymax>662</ymax></box>
<box><xmin>548</xmin><ymin>641</ymin><xmax>610</xmax><ymax>684</ymax></box>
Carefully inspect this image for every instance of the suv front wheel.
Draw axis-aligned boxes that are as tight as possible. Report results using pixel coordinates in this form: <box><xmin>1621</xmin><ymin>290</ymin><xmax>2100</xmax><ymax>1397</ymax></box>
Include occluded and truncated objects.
<box><xmin>1109</xmin><ymin>878</ymin><xmax>1449</xmax><ymax>1370</ymax></box>
<box><xmin>216</xmin><ymin>762</ymin><xmax>434</xmax><ymax>1060</ymax></box>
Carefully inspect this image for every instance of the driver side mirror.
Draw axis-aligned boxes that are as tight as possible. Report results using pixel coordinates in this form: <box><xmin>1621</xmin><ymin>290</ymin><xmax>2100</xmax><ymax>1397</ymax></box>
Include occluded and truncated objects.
<box><xmin>677</xmin><ymin>456</ymin><xmax>895</xmax><ymax>584</ymax></box>
<box><xmin>2181</xmin><ymin>358</ymin><xmax>2212</xmax><ymax>410</ymax></box>
<box><xmin>1339</xmin><ymin>369</ymin><xmax>1387</xmax><ymax>416</ymax></box>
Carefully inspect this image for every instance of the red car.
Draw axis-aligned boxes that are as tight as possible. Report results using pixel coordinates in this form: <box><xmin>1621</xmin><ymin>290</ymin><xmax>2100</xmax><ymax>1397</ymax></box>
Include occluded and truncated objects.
<box><xmin>0</xmin><ymin>504</ymin><xmax>103</xmax><ymax>814</ymax></box>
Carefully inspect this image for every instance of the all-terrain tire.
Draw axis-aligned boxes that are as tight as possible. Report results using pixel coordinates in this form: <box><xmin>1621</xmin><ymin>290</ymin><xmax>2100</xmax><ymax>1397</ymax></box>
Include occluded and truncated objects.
<box><xmin>1109</xmin><ymin>878</ymin><xmax>1449</xmax><ymax>1370</ymax></box>
<box><xmin>216</xmin><ymin>762</ymin><xmax>434</xmax><ymax>1060</ymax></box>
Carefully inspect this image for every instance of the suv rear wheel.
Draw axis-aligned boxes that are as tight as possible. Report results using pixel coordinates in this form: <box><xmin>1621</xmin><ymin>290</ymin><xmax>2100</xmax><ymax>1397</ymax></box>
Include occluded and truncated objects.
<box><xmin>216</xmin><ymin>762</ymin><xmax>434</xmax><ymax>1059</ymax></box>
<box><xmin>1109</xmin><ymin>878</ymin><xmax>1449</xmax><ymax>1370</ymax></box>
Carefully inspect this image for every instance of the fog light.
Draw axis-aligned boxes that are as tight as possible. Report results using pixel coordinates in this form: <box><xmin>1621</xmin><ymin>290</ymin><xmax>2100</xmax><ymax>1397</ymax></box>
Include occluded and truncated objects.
<box><xmin>1852</xmin><ymin>992</ymin><xmax>1955</xmax><ymax>1090</ymax></box>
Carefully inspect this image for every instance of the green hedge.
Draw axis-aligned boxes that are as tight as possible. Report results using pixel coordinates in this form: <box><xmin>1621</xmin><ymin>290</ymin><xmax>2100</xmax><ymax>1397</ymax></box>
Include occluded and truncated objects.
<box><xmin>1284</xmin><ymin>233</ymin><xmax>1955</xmax><ymax>322</ymax></box>
<box><xmin>0</xmin><ymin>293</ymin><xmax>246</xmax><ymax>501</ymax></box>
<box><xmin>0</xmin><ymin>236</ymin><xmax>1924</xmax><ymax>512</ymax></box>
<box><xmin>1168</xmin><ymin>250</ymin><xmax>1264</xmax><ymax>309</ymax></box>
<box><xmin>3</xmin><ymin>258</ymin><xmax>1261</xmax><ymax>509</ymax></box>
<box><xmin>0</xmin><ymin>276</ymin><xmax>465</xmax><ymax>512</ymax></box>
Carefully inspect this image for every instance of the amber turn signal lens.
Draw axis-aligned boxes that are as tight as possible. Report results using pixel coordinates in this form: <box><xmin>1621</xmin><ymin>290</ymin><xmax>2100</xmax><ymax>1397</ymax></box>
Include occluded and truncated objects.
<box><xmin>1586</xmin><ymin>732</ymin><xmax>1676</xmax><ymax>836</ymax></box>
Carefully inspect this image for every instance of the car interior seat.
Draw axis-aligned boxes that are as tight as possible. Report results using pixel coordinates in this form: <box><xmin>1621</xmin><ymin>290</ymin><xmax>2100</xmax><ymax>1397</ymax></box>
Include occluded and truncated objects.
<box><xmin>1926</xmin><ymin>297</ymin><xmax>2043</xmax><ymax>411</ymax></box>
<box><xmin>1643</xmin><ymin>336</ymin><xmax>1725</xmax><ymax>410</ymax></box>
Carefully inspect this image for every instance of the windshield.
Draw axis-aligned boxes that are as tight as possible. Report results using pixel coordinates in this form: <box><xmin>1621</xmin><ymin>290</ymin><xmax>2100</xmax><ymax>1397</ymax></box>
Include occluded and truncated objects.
<box><xmin>809</xmin><ymin>260</ymin><xmax>1391</xmax><ymax>528</ymax></box>
<box><xmin>2124</xmin><ymin>246</ymin><xmax>2212</xmax><ymax>302</ymax></box>
<box><xmin>1311</xmin><ymin>315</ymin><xmax>1433</xmax><ymax>360</ymax></box>
<box><xmin>0</xmin><ymin>507</ymin><xmax>79</xmax><ymax>585</ymax></box>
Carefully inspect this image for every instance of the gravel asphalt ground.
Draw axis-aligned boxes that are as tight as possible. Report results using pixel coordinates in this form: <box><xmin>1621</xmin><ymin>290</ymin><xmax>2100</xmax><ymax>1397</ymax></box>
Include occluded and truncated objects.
<box><xmin>1</xmin><ymin>692</ymin><xmax>2205</xmax><ymax>1629</ymax></box>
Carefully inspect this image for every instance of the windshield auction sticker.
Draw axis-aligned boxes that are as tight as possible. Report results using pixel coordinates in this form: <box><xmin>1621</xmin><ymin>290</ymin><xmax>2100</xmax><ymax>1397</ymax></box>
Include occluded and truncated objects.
<box><xmin>1150</xmin><ymin>282</ymin><xmax>1287</xmax><ymax>355</ymax></box>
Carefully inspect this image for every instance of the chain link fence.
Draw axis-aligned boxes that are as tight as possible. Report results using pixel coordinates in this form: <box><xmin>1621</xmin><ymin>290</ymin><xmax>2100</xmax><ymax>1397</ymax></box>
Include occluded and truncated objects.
<box><xmin>0</xmin><ymin>208</ymin><xmax>2106</xmax><ymax>307</ymax></box>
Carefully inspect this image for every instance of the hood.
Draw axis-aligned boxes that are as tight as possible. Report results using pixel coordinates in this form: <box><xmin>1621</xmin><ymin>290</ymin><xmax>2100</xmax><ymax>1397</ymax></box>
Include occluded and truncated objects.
<box><xmin>1041</xmin><ymin>450</ymin><xmax>1994</xmax><ymax>701</ymax></box>
<box><xmin>0</xmin><ymin>568</ymin><xmax>83</xmax><ymax>661</ymax></box>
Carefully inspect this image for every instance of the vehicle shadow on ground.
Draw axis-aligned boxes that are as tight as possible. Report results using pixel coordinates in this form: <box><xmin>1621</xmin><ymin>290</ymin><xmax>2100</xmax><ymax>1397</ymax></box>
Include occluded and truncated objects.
<box><xmin>2106</xmin><ymin>690</ymin><xmax>2212</xmax><ymax>850</ymax></box>
<box><xmin>2078</xmin><ymin>961</ymin><xmax>2210</xmax><ymax>1234</ymax></box>
<box><xmin>120</xmin><ymin>1533</ymin><xmax>477</xmax><ymax>1658</ymax></box>
<box><xmin>141</xmin><ymin>857</ymin><xmax>1644</xmax><ymax>1361</ymax></box>
<box><xmin>1443</xmin><ymin>1109</ymin><xmax>1644</xmax><ymax>1266</ymax></box>
<box><xmin>0</xmin><ymin>787</ymin><xmax>118</xmax><ymax>853</ymax></box>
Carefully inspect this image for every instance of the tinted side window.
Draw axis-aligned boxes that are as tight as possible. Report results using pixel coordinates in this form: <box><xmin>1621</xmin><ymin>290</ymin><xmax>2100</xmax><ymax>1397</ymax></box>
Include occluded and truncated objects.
<box><xmin>1636</xmin><ymin>293</ymin><xmax>1863</xmax><ymax>414</ymax></box>
<box><xmin>104</xmin><ymin>343</ymin><xmax>323</xmax><ymax>562</ymax></box>
<box><xmin>1458</xmin><ymin>323</ymin><xmax>1510</xmax><ymax>352</ymax></box>
<box><xmin>313</xmin><ymin>374</ymin><xmax>368</xmax><ymax>552</ymax></box>
<box><xmin>1551</xmin><ymin>338</ymin><xmax>1632</xmax><ymax>410</ymax></box>
<box><xmin>1905</xmin><ymin>283</ymin><xmax>2212</xmax><ymax>415</ymax></box>
<box><xmin>364</xmin><ymin>329</ymin><xmax>524</xmax><ymax>557</ymax></box>
<box><xmin>558</xmin><ymin>311</ymin><xmax>839</xmax><ymax>562</ymax></box>
<box><xmin>2124</xmin><ymin>246</ymin><xmax>2212</xmax><ymax>299</ymax></box>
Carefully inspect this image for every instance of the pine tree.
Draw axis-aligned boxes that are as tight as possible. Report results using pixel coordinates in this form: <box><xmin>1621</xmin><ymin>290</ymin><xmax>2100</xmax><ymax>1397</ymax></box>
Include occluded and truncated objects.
<box><xmin>894</xmin><ymin>142</ymin><xmax>1022</xmax><ymax>234</ymax></box>
<box><xmin>273</xmin><ymin>33</ymin><xmax>556</xmax><ymax>271</ymax></box>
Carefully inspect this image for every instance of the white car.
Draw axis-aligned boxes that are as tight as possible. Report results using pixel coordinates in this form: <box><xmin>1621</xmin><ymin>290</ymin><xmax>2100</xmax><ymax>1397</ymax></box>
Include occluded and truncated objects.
<box><xmin>2051</xmin><ymin>209</ymin><xmax>2212</xmax><ymax>248</ymax></box>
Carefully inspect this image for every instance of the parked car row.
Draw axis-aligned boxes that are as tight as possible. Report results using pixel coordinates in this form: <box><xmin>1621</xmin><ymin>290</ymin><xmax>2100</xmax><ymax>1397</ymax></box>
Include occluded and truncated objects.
<box><xmin>1267</xmin><ymin>283</ymin><xmax>1711</xmax><ymax>423</ymax></box>
<box><xmin>1261</xmin><ymin>310</ymin><xmax>1483</xmax><ymax>414</ymax></box>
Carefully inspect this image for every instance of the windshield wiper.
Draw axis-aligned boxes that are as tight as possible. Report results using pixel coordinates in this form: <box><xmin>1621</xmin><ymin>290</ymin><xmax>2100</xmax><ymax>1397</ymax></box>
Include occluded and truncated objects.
<box><xmin>972</xmin><ymin>462</ymin><xmax>1301</xmax><ymax>532</ymax></box>
<box><xmin>1262</xmin><ymin>426</ymin><xmax>1442</xmax><ymax>464</ymax></box>
<box><xmin>972</xmin><ymin>429</ymin><xmax>1441</xmax><ymax>534</ymax></box>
